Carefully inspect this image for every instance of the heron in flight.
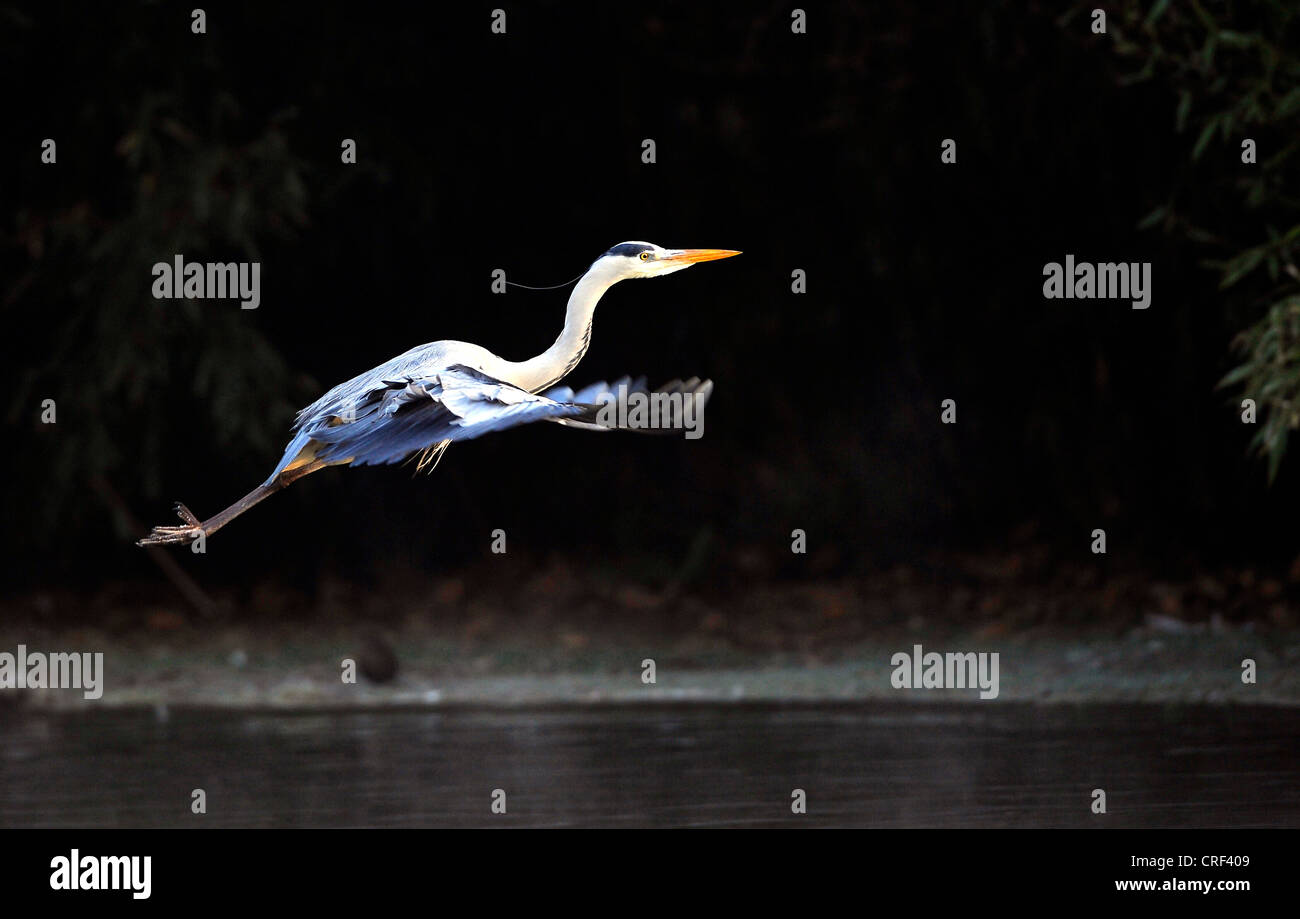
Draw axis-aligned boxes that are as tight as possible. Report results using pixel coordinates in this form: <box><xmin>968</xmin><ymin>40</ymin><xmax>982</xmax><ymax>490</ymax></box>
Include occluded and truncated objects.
<box><xmin>138</xmin><ymin>241</ymin><xmax>739</xmax><ymax>547</ymax></box>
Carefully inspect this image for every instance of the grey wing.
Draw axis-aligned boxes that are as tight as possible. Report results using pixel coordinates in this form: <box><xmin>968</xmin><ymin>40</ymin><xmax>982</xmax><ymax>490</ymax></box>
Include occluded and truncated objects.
<box><xmin>266</xmin><ymin>366</ymin><xmax>714</xmax><ymax>484</ymax></box>
<box><xmin>288</xmin><ymin>342</ymin><xmax>447</xmax><ymax>432</ymax></box>
<box><xmin>301</xmin><ymin>365</ymin><xmax>593</xmax><ymax>467</ymax></box>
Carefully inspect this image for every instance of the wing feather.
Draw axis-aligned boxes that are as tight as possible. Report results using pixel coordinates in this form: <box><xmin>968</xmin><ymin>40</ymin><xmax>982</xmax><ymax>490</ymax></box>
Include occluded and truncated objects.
<box><xmin>266</xmin><ymin>364</ymin><xmax>713</xmax><ymax>483</ymax></box>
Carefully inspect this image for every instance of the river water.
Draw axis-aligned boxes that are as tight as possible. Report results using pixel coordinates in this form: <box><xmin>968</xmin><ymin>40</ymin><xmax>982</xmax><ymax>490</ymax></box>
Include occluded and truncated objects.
<box><xmin>2</xmin><ymin>703</ymin><xmax>1296</xmax><ymax>827</ymax></box>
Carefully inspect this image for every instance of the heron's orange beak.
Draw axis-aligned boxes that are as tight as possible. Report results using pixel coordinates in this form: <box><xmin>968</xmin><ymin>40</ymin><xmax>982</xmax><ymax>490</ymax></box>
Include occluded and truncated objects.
<box><xmin>661</xmin><ymin>248</ymin><xmax>742</xmax><ymax>264</ymax></box>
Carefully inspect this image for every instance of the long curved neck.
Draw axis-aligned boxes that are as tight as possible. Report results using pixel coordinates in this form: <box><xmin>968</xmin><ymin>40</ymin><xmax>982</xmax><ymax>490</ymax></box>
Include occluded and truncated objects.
<box><xmin>507</xmin><ymin>264</ymin><xmax>619</xmax><ymax>393</ymax></box>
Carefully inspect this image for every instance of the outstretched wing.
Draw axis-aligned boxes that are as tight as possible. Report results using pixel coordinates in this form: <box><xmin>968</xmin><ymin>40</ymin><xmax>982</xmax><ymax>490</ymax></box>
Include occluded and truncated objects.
<box><xmin>266</xmin><ymin>366</ymin><xmax>714</xmax><ymax>482</ymax></box>
<box><xmin>292</xmin><ymin>365</ymin><xmax>590</xmax><ymax>469</ymax></box>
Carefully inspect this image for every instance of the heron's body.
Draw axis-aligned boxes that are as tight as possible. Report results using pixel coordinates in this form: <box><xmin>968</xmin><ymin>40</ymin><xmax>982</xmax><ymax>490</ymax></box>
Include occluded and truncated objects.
<box><xmin>139</xmin><ymin>241</ymin><xmax>738</xmax><ymax>547</ymax></box>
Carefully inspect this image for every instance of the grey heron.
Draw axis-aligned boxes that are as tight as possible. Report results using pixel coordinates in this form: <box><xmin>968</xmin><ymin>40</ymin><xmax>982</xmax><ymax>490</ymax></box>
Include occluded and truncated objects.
<box><xmin>138</xmin><ymin>241</ymin><xmax>739</xmax><ymax>547</ymax></box>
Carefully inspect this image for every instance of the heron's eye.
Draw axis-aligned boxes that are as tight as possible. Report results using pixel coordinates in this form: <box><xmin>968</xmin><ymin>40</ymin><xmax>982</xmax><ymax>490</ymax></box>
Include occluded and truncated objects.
<box><xmin>638</xmin><ymin>251</ymin><xmax>651</xmax><ymax>261</ymax></box>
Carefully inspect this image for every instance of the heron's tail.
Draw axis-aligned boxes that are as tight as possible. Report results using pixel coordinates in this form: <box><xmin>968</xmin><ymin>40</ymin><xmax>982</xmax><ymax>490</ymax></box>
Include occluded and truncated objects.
<box><xmin>264</xmin><ymin>429</ymin><xmax>319</xmax><ymax>486</ymax></box>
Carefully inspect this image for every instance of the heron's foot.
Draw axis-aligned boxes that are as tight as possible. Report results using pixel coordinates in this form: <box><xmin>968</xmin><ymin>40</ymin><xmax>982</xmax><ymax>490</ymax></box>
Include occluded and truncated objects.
<box><xmin>137</xmin><ymin>503</ymin><xmax>205</xmax><ymax>547</ymax></box>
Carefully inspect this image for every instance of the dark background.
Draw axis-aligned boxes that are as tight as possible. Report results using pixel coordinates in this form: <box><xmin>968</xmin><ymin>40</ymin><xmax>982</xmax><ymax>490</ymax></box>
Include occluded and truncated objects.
<box><xmin>3</xmin><ymin>1</ymin><xmax>1292</xmax><ymax>609</ymax></box>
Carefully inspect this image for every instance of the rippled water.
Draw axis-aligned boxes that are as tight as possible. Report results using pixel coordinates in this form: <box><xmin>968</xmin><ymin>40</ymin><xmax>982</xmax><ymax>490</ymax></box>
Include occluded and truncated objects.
<box><xmin>2</xmin><ymin>703</ymin><xmax>1296</xmax><ymax>827</ymax></box>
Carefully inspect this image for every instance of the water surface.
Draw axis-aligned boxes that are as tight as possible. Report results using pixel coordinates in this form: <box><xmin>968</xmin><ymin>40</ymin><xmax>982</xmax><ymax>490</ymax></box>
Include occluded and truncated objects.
<box><xmin>2</xmin><ymin>703</ymin><xmax>1295</xmax><ymax>827</ymax></box>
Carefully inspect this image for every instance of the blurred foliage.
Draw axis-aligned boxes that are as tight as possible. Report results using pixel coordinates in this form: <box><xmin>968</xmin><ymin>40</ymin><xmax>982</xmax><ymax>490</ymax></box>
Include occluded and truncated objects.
<box><xmin>6</xmin><ymin>89</ymin><xmax>311</xmax><ymax>533</ymax></box>
<box><xmin>1070</xmin><ymin>0</ymin><xmax>1300</xmax><ymax>480</ymax></box>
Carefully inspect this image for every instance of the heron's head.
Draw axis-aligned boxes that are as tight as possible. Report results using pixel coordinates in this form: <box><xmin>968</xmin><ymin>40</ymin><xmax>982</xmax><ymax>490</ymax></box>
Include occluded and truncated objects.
<box><xmin>596</xmin><ymin>241</ymin><xmax>741</xmax><ymax>281</ymax></box>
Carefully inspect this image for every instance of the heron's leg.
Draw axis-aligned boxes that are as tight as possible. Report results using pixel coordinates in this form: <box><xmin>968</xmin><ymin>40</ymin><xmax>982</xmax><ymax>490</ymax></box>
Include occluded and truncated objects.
<box><xmin>137</xmin><ymin>460</ymin><xmax>327</xmax><ymax>547</ymax></box>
